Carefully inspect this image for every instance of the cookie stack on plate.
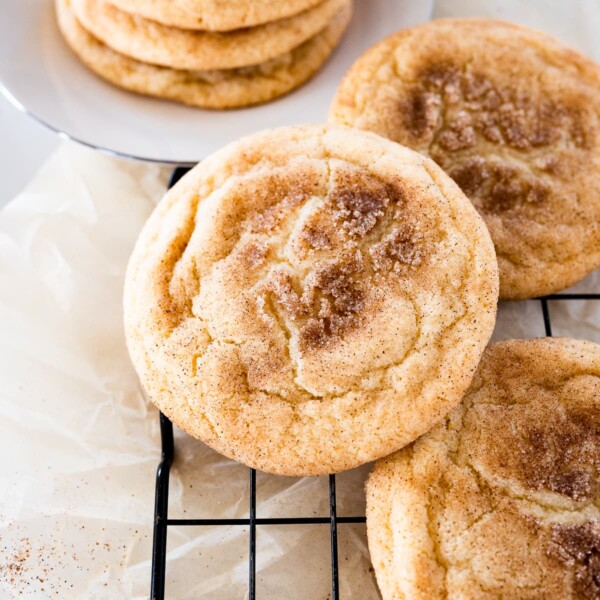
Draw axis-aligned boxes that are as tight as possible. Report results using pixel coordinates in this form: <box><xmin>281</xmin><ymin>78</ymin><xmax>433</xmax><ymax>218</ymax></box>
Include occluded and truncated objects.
<box><xmin>55</xmin><ymin>0</ymin><xmax>352</xmax><ymax>109</ymax></box>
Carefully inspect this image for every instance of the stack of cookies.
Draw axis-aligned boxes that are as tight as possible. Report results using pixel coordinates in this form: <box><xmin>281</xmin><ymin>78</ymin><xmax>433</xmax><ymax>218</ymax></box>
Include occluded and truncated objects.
<box><xmin>55</xmin><ymin>0</ymin><xmax>352</xmax><ymax>109</ymax></box>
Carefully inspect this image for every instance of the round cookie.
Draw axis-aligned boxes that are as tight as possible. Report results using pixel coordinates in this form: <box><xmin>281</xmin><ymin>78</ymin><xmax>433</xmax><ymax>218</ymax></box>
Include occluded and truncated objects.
<box><xmin>56</xmin><ymin>0</ymin><xmax>351</xmax><ymax>109</ymax></box>
<box><xmin>124</xmin><ymin>124</ymin><xmax>498</xmax><ymax>476</ymax></box>
<box><xmin>108</xmin><ymin>0</ymin><xmax>324</xmax><ymax>31</ymax></box>
<box><xmin>330</xmin><ymin>19</ymin><xmax>600</xmax><ymax>299</ymax></box>
<box><xmin>367</xmin><ymin>338</ymin><xmax>600</xmax><ymax>599</ymax></box>
<box><xmin>71</xmin><ymin>0</ymin><xmax>349</xmax><ymax>71</ymax></box>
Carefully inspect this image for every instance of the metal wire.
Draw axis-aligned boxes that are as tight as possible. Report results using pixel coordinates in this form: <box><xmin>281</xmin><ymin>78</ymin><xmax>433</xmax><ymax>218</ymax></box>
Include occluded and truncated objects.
<box><xmin>329</xmin><ymin>474</ymin><xmax>340</xmax><ymax>599</ymax></box>
<box><xmin>150</xmin><ymin>413</ymin><xmax>174</xmax><ymax>600</ymax></box>
<box><xmin>540</xmin><ymin>298</ymin><xmax>553</xmax><ymax>337</ymax></box>
<box><xmin>149</xmin><ymin>167</ymin><xmax>600</xmax><ymax>599</ymax></box>
<box><xmin>249</xmin><ymin>469</ymin><xmax>257</xmax><ymax>600</ymax></box>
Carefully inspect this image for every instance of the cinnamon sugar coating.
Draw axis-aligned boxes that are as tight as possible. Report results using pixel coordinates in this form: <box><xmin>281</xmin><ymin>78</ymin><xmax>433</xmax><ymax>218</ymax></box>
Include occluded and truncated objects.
<box><xmin>330</xmin><ymin>19</ymin><xmax>600</xmax><ymax>299</ymax></box>
<box><xmin>367</xmin><ymin>338</ymin><xmax>600</xmax><ymax>599</ymax></box>
<box><xmin>124</xmin><ymin>125</ymin><xmax>498</xmax><ymax>475</ymax></box>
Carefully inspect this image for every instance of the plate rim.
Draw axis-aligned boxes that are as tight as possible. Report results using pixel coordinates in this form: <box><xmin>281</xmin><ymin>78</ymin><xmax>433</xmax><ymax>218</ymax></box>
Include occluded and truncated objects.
<box><xmin>0</xmin><ymin>79</ymin><xmax>195</xmax><ymax>166</ymax></box>
<box><xmin>0</xmin><ymin>0</ymin><xmax>436</xmax><ymax>166</ymax></box>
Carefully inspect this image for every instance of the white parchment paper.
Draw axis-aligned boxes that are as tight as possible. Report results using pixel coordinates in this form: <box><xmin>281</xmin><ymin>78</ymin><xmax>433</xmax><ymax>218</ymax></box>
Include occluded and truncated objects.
<box><xmin>0</xmin><ymin>2</ymin><xmax>599</xmax><ymax>598</ymax></box>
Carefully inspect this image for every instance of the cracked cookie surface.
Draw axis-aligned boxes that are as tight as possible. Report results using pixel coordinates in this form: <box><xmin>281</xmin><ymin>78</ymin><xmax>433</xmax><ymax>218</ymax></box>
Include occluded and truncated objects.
<box><xmin>367</xmin><ymin>338</ymin><xmax>600</xmax><ymax>599</ymax></box>
<box><xmin>330</xmin><ymin>19</ymin><xmax>600</xmax><ymax>299</ymax></box>
<box><xmin>56</xmin><ymin>0</ymin><xmax>351</xmax><ymax>109</ymax></box>
<box><xmin>124</xmin><ymin>124</ymin><xmax>498</xmax><ymax>475</ymax></box>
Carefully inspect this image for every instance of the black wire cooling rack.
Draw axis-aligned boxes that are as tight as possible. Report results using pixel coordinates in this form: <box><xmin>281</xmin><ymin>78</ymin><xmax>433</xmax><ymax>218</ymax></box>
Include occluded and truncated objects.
<box><xmin>150</xmin><ymin>167</ymin><xmax>600</xmax><ymax>600</ymax></box>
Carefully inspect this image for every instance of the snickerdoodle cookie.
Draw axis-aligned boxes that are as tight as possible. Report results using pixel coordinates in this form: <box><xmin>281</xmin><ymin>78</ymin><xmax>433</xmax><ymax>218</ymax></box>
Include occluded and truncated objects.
<box><xmin>109</xmin><ymin>0</ymin><xmax>324</xmax><ymax>31</ymax></box>
<box><xmin>330</xmin><ymin>19</ymin><xmax>600</xmax><ymax>299</ymax></box>
<box><xmin>124</xmin><ymin>124</ymin><xmax>498</xmax><ymax>476</ymax></box>
<box><xmin>56</xmin><ymin>0</ymin><xmax>351</xmax><ymax>109</ymax></box>
<box><xmin>71</xmin><ymin>0</ymin><xmax>349</xmax><ymax>71</ymax></box>
<box><xmin>367</xmin><ymin>338</ymin><xmax>600</xmax><ymax>599</ymax></box>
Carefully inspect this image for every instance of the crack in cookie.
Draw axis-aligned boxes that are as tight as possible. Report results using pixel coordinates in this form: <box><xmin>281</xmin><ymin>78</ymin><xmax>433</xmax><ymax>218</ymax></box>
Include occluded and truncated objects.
<box><xmin>330</xmin><ymin>19</ymin><xmax>600</xmax><ymax>299</ymax></box>
<box><xmin>367</xmin><ymin>338</ymin><xmax>600</xmax><ymax>599</ymax></box>
<box><xmin>124</xmin><ymin>124</ymin><xmax>497</xmax><ymax>475</ymax></box>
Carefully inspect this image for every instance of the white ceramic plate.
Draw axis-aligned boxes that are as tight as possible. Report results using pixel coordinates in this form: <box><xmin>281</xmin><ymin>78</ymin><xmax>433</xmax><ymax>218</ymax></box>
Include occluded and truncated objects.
<box><xmin>0</xmin><ymin>0</ymin><xmax>434</xmax><ymax>165</ymax></box>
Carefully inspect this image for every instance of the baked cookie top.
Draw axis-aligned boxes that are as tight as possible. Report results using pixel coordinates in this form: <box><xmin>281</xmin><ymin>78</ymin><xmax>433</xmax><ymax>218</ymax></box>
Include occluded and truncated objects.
<box><xmin>330</xmin><ymin>19</ymin><xmax>600</xmax><ymax>299</ymax></box>
<box><xmin>72</xmin><ymin>0</ymin><xmax>348</xmax><ymax>71</ymax></box>
<box><xmin>109</xmin><ymin>0</ymin><xmax>324</xmax><ymax>31</ymax></box>
<box><xmin>367</xmin><ymin>338</ymin><xmax>600</xmax><ymax>599</ymax></box>
<box><xmin>56</xmin><ymin>0</ymin><xmax>351</xmax><ymax>110</ymax></box>
<box><xmin>124</xmin><ymin>125</ymin><xmax>498</xmax><ymax>475</ymax></box>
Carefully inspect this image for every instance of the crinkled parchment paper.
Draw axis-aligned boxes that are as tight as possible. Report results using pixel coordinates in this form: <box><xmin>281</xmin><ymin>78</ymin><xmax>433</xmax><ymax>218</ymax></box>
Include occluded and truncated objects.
<box><xmin>0</xmin><ymin>2</ymin><xmax>599</xmax><ymax>598</ymax></box>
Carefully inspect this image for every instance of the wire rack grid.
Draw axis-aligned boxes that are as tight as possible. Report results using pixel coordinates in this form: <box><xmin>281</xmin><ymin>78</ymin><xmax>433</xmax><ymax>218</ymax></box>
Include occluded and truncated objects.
<box><xmin>150</xmin><ymin>167</ymin><xmax>600</xmax><ymax>600</ymax></box>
